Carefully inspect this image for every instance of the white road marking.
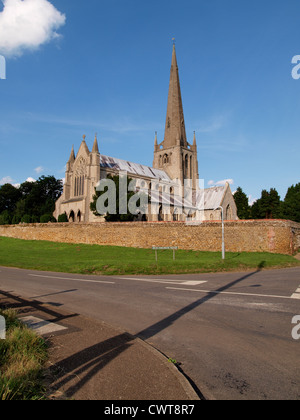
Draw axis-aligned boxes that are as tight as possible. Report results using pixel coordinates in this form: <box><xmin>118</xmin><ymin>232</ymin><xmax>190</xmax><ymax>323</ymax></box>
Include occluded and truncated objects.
<box><xmin>28</xmin><ymin>274</ymin><xmax>115</xmax><ymax>285</ymax></box>
<box><xmin>166</xmin><ymin>287</ymin><xmax>299</xmax><ymax>300</ymax></box>
<box><xmin>118</xmin><ymin>277</ymin><xmax>207</xmax><ymax>286</ymax></box>
<box><xmin>291</xmin><ymin>286</ymin><xmax>300</xmax><ymax>300</ymax></box>
<box><xmin>20</xmin><ymin>316</ymin><xmax>67</xmax><ymax>335</ymax></box>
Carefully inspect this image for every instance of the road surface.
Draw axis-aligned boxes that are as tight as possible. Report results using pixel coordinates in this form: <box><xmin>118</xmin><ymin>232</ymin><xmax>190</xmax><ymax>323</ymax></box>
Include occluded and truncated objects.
<box><xmin>0</xmin><ymin>266</ymin><xmax>299</xmax><ymax>400</ymax></box>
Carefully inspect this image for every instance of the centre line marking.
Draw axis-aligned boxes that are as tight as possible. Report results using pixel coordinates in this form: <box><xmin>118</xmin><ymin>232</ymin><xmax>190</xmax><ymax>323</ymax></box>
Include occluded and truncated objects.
<box><xmin>28</xmin><ymin>274</ymin><xmax>115</xmax><ymax>285</ymax></box>
<box><xmin>166</xmin><ymin>287</ymin><xmax>297</xmax><ymax>300</ymax></box>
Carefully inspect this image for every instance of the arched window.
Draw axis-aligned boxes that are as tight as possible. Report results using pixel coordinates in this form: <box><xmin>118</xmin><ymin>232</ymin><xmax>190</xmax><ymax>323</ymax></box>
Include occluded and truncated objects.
<box><xmin>158</xmin><ymin>205</ymin><xmax>163</xmax><ymax>221</ymax></box>
<box><xmin>184</xmin><ymin>154</ymin><xmax>188</xmax><ymax>178</ymax></box>
<box><xmin>69</xmin><ymin>211</ymin><xmax>75</xmax><ymax>223</ymax></box>
<box><xmin>74</xmin><ymin>175</ymin><xmax>85</xmax><ymax>197</ymax></box>
<box><xmin>226</xmin><ymin>205</ymin><xmax>233</xmax><ymax>220</ymax></box>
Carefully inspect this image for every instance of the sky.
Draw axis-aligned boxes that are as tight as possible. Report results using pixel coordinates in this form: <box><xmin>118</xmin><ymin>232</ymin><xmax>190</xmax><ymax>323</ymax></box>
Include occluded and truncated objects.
<box><xmin>0</xmin><ymin>0</ymin><xmax>300</xmax><ymax>204</ymax></box>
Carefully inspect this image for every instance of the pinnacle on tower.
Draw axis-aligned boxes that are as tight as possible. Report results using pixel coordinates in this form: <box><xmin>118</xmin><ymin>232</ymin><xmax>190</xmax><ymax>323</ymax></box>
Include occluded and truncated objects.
<box><xmin>68</xmin><ymin>145</ymin><xmax>75</xmax><ymax>164</ymax></box>
<box><xmin>92</xmin><ymin>133</ymin><xmax>100</xmax><ymax>154</ymax></box>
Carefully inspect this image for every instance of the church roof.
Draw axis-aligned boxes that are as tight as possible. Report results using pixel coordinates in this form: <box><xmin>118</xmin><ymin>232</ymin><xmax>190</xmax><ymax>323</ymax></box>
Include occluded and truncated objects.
<box><xmin>100</xmin><ymin>155</ymin><xmax>172</xmax><ymax>182</ymax></box>
<box><xmin>196</xmin><ymin>186</ymin><xmax>227</xmax><ymax>210</ymax></box>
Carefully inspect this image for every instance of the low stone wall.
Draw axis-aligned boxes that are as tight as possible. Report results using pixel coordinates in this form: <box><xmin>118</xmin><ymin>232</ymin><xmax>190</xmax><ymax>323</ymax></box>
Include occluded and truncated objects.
<box><xmin>0</xmin><ymin>219</ymin><xmax>300</xmax><ymax>255</ymax></box>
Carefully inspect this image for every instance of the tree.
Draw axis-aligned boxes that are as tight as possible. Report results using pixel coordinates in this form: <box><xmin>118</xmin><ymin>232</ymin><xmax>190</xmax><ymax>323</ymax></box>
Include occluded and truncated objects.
<box><xmin>22</xmin><ymin>176</ymin><xmax>63</xmax><ymax>219</ymax></box>
<box><xmin>90</xmin><ymin>174</ymin><xmax>147</xmax><ymax>222</ymax></box>
<box><xmin>0</xmin><ymin>176</ymin><xmax>63</xmax><ymax>224</ymax></box>
<box><xmin>250</xmin><ymin>188</ymin><xmax>282</xmax><ymax>219</ymax></box>
<box><xmin>269</xmin><ymin>188</ymin><xmax>281</xmax><ymax>219</ymax></box>
<box><xmin>282</xmin><ymin>183</ymin><xmax>300</xmax><ymax>223</ymax></box>
<box><xmin>0</xmin><ymin>210</ymin><xmax>12</xmax><ymax>225</ymax></box>
<box><xmin>0</xmin><ymin>184</ymin><xmax>22</xmax><ymax>214</ymax></box>
<box><xmin>234</xmin><ymin>187</ymin><xmax>251</xmax><ymax>219</ymax></box>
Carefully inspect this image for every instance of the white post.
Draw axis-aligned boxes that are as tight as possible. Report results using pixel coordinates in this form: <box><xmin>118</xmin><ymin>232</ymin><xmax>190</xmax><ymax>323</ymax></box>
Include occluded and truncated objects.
<box><xmin>214</xmin><ymin>206</ymin><xmax>225</xmax><ymax>260</ymax></box>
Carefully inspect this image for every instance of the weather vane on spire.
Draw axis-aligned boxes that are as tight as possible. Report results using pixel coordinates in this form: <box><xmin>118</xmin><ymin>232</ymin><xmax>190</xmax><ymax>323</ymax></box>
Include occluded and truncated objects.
<box><xmin>172</xmin><ymin>37</ymin><xmax>176</xmax><ymax>45</ymax></box>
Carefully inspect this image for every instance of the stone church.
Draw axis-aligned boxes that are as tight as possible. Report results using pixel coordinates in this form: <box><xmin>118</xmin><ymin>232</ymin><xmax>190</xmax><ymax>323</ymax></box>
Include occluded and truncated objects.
<box><xmin>54</xmin><ymin>45</ymin><xmax>237</xmax><ymax>223</ymax></box>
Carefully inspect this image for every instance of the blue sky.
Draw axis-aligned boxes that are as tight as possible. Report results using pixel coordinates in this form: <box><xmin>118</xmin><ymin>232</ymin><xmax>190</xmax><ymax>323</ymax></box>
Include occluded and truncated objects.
<box><xmin>0</xmin><ymin>0</ymin><xmax>300</xmax><ymax>203</ymax></box>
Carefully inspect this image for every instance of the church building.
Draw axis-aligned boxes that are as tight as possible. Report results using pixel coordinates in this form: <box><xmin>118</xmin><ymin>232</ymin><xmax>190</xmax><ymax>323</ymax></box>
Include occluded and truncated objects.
<box><xmin>54</xmin><ymin>44</ymin><xmax>237</xmax><ymax>223</ymax></box>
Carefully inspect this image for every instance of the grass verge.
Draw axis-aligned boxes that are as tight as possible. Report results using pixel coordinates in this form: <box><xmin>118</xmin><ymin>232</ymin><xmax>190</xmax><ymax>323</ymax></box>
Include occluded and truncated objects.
<box><xmin>0</xmin><ymin>236</ymin><xmax>299</xmax><ymax>275</ymax></box>
<box><xmin>0</xmin><ymin>309</ymin><xmax>48</xmax><ymax>400</ymax></box>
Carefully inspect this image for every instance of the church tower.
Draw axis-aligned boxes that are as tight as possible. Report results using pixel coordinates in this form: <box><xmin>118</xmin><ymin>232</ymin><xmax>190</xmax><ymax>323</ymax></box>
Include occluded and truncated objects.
<box><xmin>153</xmin><ymin>44</ymin><xmax>199</xmax><ymax>190</ymax></box>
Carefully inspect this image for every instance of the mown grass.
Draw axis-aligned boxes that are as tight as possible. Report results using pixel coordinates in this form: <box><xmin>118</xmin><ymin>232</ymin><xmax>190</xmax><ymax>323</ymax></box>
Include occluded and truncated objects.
<box><xmin>0</xmin><ymin>309</ymin><xmax>48</xmax><ymax>400</ymax></box>
<box><xmin>0</xmin><ymin>236</ymin><xmax>299</xmax><ymax>276</ymax></box>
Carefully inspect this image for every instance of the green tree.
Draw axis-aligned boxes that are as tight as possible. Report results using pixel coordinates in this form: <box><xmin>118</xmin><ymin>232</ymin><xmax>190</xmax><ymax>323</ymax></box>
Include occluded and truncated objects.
<box><xmin>234</xmin><ymin>187</ymin><xmax>251</xmax><ymax>219</ymax></box>
<box><xmin>250</xmin><ymin>188</ymin><xmax>282</xmax><ymax>219</ymax></box>
<box><xmin>0</xmin><ymin>184</ymin><xmax>22</xmax><ymax>214</ymax></box>
<box><xmin>90</xmin><ymin>175</ymin><xmax>147</xmax><ymax>222</ymax></box>
<box><xmin>269</xmin><ymin>188</ymin><xmax>281</xmax><ymax>219</ymax></box>
<box><xmin>282</xmin><ymin>183</ymin><xmax>300</xmax><ymax>223</ymax></box>
<box><xmin>0</xmin><ymin>210</ymin><xmax>12</xmax><ymax>225</ymax></box>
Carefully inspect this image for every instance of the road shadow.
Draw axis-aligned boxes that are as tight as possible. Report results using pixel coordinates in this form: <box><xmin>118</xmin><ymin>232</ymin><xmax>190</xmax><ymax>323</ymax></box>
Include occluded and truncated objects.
<box><xmin>1</xmin><ymin>264</ymin><xmax>264</xmax><ymax>399</ymax></box>
<box><xmin>0</xmin><ymin>289</ymin><xmax>78</xmax><ymax>323</ymax></box>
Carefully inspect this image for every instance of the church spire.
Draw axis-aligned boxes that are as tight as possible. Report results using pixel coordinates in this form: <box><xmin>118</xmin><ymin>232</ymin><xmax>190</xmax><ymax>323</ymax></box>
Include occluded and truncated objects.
<box><xmin>163</xmin><ymin>43</ymin><xmax>187</xmax><ymax>149</ymax></box>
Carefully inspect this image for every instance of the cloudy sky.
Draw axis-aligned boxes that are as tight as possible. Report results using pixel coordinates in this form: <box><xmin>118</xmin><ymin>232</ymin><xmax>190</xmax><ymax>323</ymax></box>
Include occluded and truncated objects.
<box><xmin>0</xmin><ymin>0</ymin><xmax>300</xmax><ymax>203</ymax></box>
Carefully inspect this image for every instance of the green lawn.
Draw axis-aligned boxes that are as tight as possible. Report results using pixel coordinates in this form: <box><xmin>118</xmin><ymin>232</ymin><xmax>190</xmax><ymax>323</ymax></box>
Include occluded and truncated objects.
<box><xmin>0</xmin><ymin>237</ymin><xmax>299</xmax><ymax>276</ymax></box>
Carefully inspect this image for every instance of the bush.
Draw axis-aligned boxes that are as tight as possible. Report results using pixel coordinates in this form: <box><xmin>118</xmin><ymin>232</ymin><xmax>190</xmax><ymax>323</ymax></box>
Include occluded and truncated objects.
<box><xmin>40</xmin><ymin>214</ymin><xmax>56</xmax><ymax>224</ymax></box>
<box><xmin>0</xmin><ymin>210</ymin><xmax>11</xmax><ymax>225</ymax></box>
<box><xmin>21</xmin><ymin>214</ymin><xmax>31</xmax><ymax>224</ymax></box>
<box><xmin>58</xmin><ymin>213</ymin><xmax>68</xmax><ymax>223</ymax></box>
<box><xmin>11</xmin><ymin>215</ymin><xmax>21</xmax><ymax>225</ymax></box>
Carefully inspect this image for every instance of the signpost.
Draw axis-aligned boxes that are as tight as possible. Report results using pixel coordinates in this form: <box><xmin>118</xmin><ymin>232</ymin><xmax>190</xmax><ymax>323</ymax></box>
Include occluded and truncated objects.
<box><xmin>152</xmin><ymin>247</ymin><xmax>178</xmax><ymax>262</ymax></box>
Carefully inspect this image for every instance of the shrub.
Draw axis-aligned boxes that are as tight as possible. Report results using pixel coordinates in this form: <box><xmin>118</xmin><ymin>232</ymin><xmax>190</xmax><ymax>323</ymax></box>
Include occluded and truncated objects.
<box><xmin>40</xmin><ymin>214</ymin><xmax>56</xmax><ymax>224</ymax></box>
<box><xmin>58</xmin><ymin>213</ymin><xmax>68</xmax><ymax>223</ymax></box>
<box><xmin>0</xmin><ymin>210</ymin><xmax>11</xmax><ymax>225</ymax></box>
<box><xmin>21</xmin><ymin>214</ymin><xmax>31</xmax><ymax>224</ymax></box>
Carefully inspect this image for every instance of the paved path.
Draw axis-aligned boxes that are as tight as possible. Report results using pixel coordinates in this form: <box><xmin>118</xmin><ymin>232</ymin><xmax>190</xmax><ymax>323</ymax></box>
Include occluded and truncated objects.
<box><xmin>0</xmin><ymin>289</ymin><xmax>198</xmax><ymax>401</ymax></box>
<box><xmin>0</xmin><ymin>266</ymin><xmax>299</xmax><ymax>400</ymax></box>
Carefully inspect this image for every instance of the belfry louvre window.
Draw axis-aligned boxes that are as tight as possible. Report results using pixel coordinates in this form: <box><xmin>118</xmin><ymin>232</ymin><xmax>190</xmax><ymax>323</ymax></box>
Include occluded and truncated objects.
<box><xmin>74</xmin><ymin>176</ymin><xmax>85</xmax><ymax>197</ymax></box>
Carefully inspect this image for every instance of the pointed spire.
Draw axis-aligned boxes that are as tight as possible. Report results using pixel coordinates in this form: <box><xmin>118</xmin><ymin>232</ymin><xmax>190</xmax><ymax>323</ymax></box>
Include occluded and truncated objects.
<box><xmin>68</xmin><ymin>145</ymin><xmax>75</xmax><ymax>163</ymax></box>
<box><xmin>193</xmin><ymin>131</ymin><xmax>197</xmax><ymax>146</ymax></box>
<box><xmin>164</xmin><ymin>43</ymin><xmax>187</xmax><ymax>149</ymax></box>
<box><xmin>92</xmin><ymin>133</ymin><xmax>99</xmax><ymax>154</ymax></box>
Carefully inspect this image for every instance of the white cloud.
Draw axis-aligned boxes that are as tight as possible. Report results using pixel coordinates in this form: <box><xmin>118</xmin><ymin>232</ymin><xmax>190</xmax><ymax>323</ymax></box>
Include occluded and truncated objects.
<box><xmin>26</xmin><ymin>177</ymin><xmax>36</xmax><ymax>183</ymax></box>
<box><xmin>34</xmin><ymin>166</ymin><xmax>44</xmax><ymax>174</ymax></box>
<box><xmin>0</xmin><ymin>175</ymin><xmax>14</xmax><ymax>185</ymax></box>
<box><xmin>208</xmin><ymin>179</ymin><xmax>234</xmax><ymax>187</ymax></box>
<box><xmin>0</xmin><ymin>0</ymin><xmax>66</xmax><ymax>57</ymax></box>
<box><xmin>248</xmin><ymin>195</ymin><xmax>257</xmax><ymax>206</ymax></box>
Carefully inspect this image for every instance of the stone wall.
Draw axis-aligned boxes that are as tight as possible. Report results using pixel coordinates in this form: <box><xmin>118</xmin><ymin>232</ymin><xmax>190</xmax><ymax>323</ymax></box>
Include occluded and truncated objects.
<box><xmin>0</xmin><ymin>219</ymin><xmax>300</xmax><ymax>255</ymax></box>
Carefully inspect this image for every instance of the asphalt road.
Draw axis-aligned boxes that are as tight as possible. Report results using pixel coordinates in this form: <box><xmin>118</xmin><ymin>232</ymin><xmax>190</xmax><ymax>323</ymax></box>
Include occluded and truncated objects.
<box><xmin>0</xmin><ymin>265</ymin><xmax>299</xmax><ymax>400</ymax></box>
